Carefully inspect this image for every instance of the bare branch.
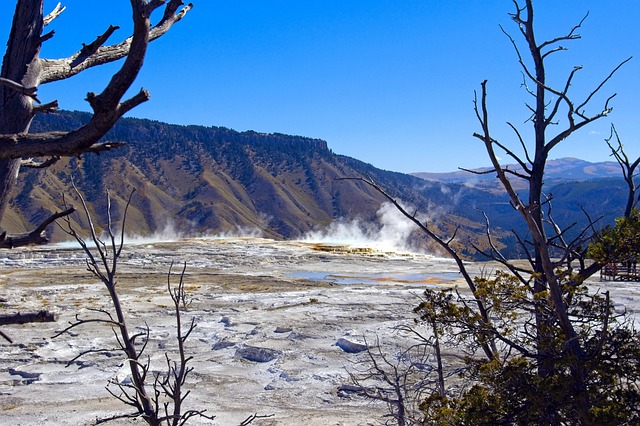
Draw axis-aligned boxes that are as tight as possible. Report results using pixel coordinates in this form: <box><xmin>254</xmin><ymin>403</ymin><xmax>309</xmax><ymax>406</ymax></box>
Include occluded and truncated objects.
<box><xmin>21</xmin><ymin>156</ymin><xmax>61</xmax><ymax>169</ymax></box>
<box><xmin>606</xmin><ymin>124</ymin><xmax>640</xmax><ymax>217</ymax></box>
<box><xmin>0</xmin><ymin>330</ymin><xmax>13</xmax><ymax>343</ymax></box>
<box><xmin>64</xmin><ymin>347</ymin><xmax>121</xmax><ymax>368</ymax></box>
<box><xmin>0</xmin><ymin>131</ymin><xmax>127</xmax><ymax>160</ymax></box>
<box><xmin>538</xmin><ymin>12</ymin><xmax>588</xmax><ymax>54</ymax></box>
<box><xmin>52</xmin><ymin>315</ymin><xmax>120</xmax><ymax>340</ymax></box>
<box><xmin>0</xmin><ymin>77</ymin><xmax>39</xmax><ymax>102</ymax></box>
<box><xmin>0</xmin><ymin>1</ymin><xmax>191</xmax><ymax>163</ymax></box>
<box><xmin>474</xmin><ymin>208</ymin><xmax>531</xmax><ymax>281</ymax></box>
<box><xmin>506</xmin><ymin>122</ymin><xmax>533</xmax><ymax>168</ymax></box>
<box><xmin>43</xmin><ymin>2</ymin><xmax>66</xmax><ymax>26</ymax></box>
<box><xmin>33</xmin><ymin>100</ymin><xmax>59</xmax><ymax>115</ymax></box>
<box><xmin>240</xmin><ymin>413</ymin><xmax>275</xmax><ymax>426</ymax></box>
<box><xmin>473</xmin><ymin>81</ymin><xmax>527</xmax><ymax>212</ymax></box>
<box><xmin>75</xmin><ymin>25</ymin><xmax>121</xmax><ymax>66</ymax></box>
<box><xmin>40</xmin><ymin>1</ymin><xmax>194</xmax><ymax>84</ymax></box>
<box><xmin>500</xmin><ymin>24</ymin><xmax>538</xmax><ymax>92</ymax></box>
<box><xmin>0</xmin><ymin>207</ymin><xmax>74</xmax><ymax>248</ymax></box>
<box><xmin>545</xmin><ymin>65</ymin><xmax>582</xmax><ymax>127</ymax></box>
<box><xmin>575</xmin><ymin>56</ymin><xmax>631</xmax><ymax>114</ymax></box>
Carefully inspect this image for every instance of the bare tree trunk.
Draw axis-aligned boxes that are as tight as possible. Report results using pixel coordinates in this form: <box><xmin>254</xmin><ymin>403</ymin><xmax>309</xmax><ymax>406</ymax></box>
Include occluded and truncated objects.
<box><xmin>432</xmin><ymin>319</ymin><xmax>446</xmax><ymax>398</ymax></box>
<box><xmin>0</xmin><ymin>161</ymin><xmax>21</xmax><ymax>222</ymax></box>
<box><xmin>0</xmin><ymin>0</ymin><xmax>42</xmax><ymax>226</ymax></box>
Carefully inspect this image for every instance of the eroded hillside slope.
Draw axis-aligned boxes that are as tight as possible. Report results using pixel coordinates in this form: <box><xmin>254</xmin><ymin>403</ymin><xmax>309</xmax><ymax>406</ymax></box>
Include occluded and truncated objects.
<box><xmin>6</xmin><ymin>111</ymin><xmax>499</xmax><ymax>258</ymax></box>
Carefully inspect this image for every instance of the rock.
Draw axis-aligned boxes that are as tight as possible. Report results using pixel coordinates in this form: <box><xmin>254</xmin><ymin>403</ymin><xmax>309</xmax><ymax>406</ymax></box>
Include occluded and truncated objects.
<box><xmin>414</xmin><ymin>362</ymin><xmax>435</xmax><ymax>372</ymax></box>
<box><xmin>279</xmin><ymin>371</ymin><xmax>299</xmax><ymax>382</ymax></box>
<box><xmin>76</xmin><ymin>360</ymin><xmax>96</xmax><ymax>370</ymax></box>
<box><xmin>335</xmin><ymin>337</ymin><xmax>368</xmax><ymax>353</ymax></box>
<box><xmin>274</xmin><ymin>326</ymin><xmax>293</xmax><ymax>333</ymax></box>
<box><xmin>236</xmin><ymin>345</ymin><xmax>280</xmax><ymax>363</ymax></box>
<box><xmin>212</xmin><ymin>338</ymin><xmax>236</xmax><ymax>350</ymax></box>
<box><xmin>287</xmin><ymin>331</ymin><xmax>312</xmax><ymax>340</ymax></box>
<box><xmin>219</xmin><ymin>316</ymin><xmax>233</xmax><ymax>327</ymax></box>
<box><xmin>268</xmin><ymin>367</ymin><xmax>299</xmax><ymax>382</ymax></box>
<box><xmin>8</xmin><ymin>368</ymin><xmax>40</xmax><ymax>384</ymax></box>
<box><xmin>337</xmin><ymin>384</ymin><xmax>366</xmax><ymax>398</ymax></box>
<box><xmin>338</xmin><ymin>384</ymin><xmax>365</xmax><ymax>393</ymax></box>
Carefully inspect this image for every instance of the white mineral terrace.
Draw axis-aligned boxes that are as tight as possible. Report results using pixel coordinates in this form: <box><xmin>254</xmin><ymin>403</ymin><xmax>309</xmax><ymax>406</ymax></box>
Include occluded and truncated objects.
<box><xmin>0</xmin><ymin>238</ymin><xmax>634</xmax><ymax>425</ymax></box>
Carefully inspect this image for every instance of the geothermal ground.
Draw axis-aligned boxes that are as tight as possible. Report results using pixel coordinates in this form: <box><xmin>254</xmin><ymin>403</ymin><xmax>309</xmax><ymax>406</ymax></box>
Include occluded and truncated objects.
<box><xmin>0</xmin><ymin>238</ymin><xmax>635</xmax><ymax>425</ymax></box>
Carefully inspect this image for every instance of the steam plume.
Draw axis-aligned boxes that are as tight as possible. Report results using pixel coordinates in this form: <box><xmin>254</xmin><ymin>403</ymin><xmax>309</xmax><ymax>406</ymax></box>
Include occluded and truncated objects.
<box><xmin>300</xmin><ymin>202</ymin><xmax>426</xmax><ymax>254</ymax></box>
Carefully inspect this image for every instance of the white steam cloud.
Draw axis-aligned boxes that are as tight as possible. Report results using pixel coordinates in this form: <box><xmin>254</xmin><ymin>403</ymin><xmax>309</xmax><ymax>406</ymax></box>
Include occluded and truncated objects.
<box><xmin>205</xmin><ymin>225</ymin><xmax>264</xmax><ymax>239</ymax></box>
<box><xmin>300</xmin><ymin>201</ymin><xmax>427</xmax><ymax>254</ymax></box>
<box><xmin>53</xmin><ymin>222</ymin><xmax>185</xmax><ymax>249</ymax></box>
<box><xmin>123</xmin><ymin>222</ymin><xmax>183</xmax><ymax>245</ymax></box>
<box><xmin>54</xmin><ymin>220</ymin><xmax>266</xmax><ymax>249</ymax></box>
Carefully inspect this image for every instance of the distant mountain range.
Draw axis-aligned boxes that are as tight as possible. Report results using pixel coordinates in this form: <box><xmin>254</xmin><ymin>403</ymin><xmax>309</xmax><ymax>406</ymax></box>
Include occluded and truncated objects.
<box><xmin>412</xmin><ymin>158</ymin><xmax>629</xmax><ymax>257</ymax></box>
<box><xmin>412</xmin><ymin>158</ymin><xmax>623</xmax><ymax>193</ymax></box>
<box><xmin>3</xmin><ymin>110</ymin><xmax>630</xmax><ymax>259</ymax></box>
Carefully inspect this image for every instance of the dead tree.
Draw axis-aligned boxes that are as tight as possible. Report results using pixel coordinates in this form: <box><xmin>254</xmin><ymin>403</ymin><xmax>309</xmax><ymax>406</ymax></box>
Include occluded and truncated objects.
<box><xmin>346</xmin><ymin>336</ymin><xmax>438</xmax><ymax>426</ymax></box>
<box><xmin>457</xmin><ymin>0</ymin><xmax>637</xmax><ymax>421</ymax></box>
<box><xmin>55</xmin><ymin>187</ymin><xmax>214</xmax><ymax>425</ymax></box>
<box><xmin>0</xmin><ymin>0</ymin><xmax>192</xmax><ymax>248</ymax></box>
<box><xmin>606</xmin><ymin>124</ymin><xmax>640</xmax><ymax>218</ymax></box>
<box><xmin>471</xmin><ymin>0</ymin><xmax>628</xmax><ymax>393</ymax></box>
<box><xmin>54</xmin><ymin>186</ymin><xmax>270</xmax><ymax>425</ymax></box>
<box><xmin>346</xmin><ymin>1</ymin><xmax>640</xmax><ymax>423</ymax></box>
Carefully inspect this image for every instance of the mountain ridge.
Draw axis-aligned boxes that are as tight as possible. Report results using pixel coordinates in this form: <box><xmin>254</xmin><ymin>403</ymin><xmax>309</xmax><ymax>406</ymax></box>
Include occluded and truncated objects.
<box><xmin>412</xmin><ymin>157</ymin><xmax>622</xmax><ymax>194</ymax></box>
<box><xmin>412</xmin><ymin>157</ymin><xmax>621</xmax><ymax>181</ymax></box>
<box><xmin>6</xmin><ymin>111</ymin><xmax>496</xmax><ymax>258</ymax></box>
<box><xmin>3</xmin><ymin>110</ymin><xmax>630</xmax><ymax>259</ymax></box>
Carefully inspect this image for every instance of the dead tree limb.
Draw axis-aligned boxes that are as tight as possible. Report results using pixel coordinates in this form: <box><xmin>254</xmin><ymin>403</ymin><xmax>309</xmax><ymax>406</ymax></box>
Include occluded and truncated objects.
<box><xmin>0</xmin><ymin>207</ymin><xmax>74</xmax><ymax>248</ymax></box>
<box><xmin>0</xmin><ymin>310</ymin><xmax>58</xmax><ymax>326</ymax></box>
<box><xmin>239</xmin><ymin>414</ymin><xmax>275</xmax><ymax>426</ymax></box>
<box><xmin>21</xmin><ymin>156</ymin><xmax>61</xmax><ymax>169</ymax></box>
<box><xmin>0</xmin><ymin>310</ymin><xmax>58</xmax><ymax>343</ymax></box>
<box><xmin>606</xmin><ymin>124</ymin><xmax>640</xmax><ymax>218</ymax></box>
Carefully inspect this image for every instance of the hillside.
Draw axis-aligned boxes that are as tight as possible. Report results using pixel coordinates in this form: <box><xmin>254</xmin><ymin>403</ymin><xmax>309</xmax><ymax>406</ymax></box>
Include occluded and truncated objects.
<box><xmin>412</xmin><ymin>158</ymin><xmax>622</xmax><ymax>193</ymax></box>
<box><xmin>3</xmin><ymin>111</ymin><xmax>631</xmax><ymax>259</ymax></box>
<box><xmin>412</xmin><ymin>158</ymin><xmax>631</xmax><ymax>257</ymax></box>
<box><xmin>4</xmin><ymin>111</ymin><xmax>504</xmax><ymax>258</ymax></box>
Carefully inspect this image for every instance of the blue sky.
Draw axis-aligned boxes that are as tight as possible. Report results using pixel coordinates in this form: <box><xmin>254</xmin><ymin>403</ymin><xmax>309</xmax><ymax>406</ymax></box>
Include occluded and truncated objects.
<box><xmin>2</xmin><ymin>1</ymin><xmax>639</xmax><ymax>173</ymax></box>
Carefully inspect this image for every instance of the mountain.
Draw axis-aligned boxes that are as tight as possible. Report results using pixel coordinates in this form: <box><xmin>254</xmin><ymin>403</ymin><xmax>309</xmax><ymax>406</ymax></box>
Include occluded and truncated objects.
<box><xmin>413</xmin><ymin>158</ymin><xmax>622</xmax><ymax>182</ymax></box>
<box><xmin>412</xmin><ymin>158</ymin><xmax>630</xmax><ymax>256</ymax></box>
<box><xmin>3</xmin><ymin>111</ymin><xmax>630</xmax><ymax>259</ymax></box>
<box><xmin>3</xmin><ymin>110</ymin><xmax>505</xmax><ymax>258</ymax></box>
<box><xmin>412</xmin><ymin>158</ymin><xmax>622</xmax><ymax>193</ymax></box>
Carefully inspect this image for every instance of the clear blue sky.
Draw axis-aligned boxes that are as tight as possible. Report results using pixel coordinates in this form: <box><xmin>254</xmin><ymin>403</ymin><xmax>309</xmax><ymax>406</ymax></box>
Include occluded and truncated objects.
<box><xmin>2</xmin><ymin>1</ymin><xmax>639</xmax><ymax>173</ymax></box>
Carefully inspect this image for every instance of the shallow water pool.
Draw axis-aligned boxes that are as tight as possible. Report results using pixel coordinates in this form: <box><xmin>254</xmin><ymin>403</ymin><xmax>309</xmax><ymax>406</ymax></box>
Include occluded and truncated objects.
<box><xmin>287</xmin><ymin>271</ymin><xmax>460</xmax><ymax>286</ymax></box>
